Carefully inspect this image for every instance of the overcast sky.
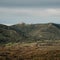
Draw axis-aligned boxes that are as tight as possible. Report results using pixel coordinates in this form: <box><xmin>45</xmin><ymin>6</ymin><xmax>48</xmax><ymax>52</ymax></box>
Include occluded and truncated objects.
<box><xmin>0</xmin><ymin>0</ymin><xmax>60</xmax><ymax>25</ymax></box>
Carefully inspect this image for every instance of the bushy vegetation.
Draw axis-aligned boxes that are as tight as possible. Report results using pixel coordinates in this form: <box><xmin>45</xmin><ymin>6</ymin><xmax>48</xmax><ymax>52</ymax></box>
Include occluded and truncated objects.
<box><xmin>0</xmin><ymin>23</ymin><xmax>60</xmax><ymax>44</ymax></box>
<box><xmin>0</xmin><ymin>23</ymin><xmax>60</xmax><ymax>60</ymax></box>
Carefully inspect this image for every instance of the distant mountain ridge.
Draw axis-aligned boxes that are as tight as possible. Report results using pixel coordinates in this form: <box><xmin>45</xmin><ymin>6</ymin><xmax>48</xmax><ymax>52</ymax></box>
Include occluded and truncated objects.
<box><xmin>0</xmin><ymin>23</ymin><xmax>60</xmax><ymax>44</ymax></box>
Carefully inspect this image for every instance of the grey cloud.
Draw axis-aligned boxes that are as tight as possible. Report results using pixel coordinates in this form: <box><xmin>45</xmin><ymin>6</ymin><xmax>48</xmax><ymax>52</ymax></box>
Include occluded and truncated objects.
<box><xmin>0</xmin><ymin>0</ymin><xmax>60</xmax><ymax>8</ymax></box>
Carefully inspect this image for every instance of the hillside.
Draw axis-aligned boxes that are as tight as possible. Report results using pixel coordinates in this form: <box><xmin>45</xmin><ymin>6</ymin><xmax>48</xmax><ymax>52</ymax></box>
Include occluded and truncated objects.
<box><xmin>11</xmin><ymin>23</ymin><xmax>60</xmax><ymax>40</ymax></box>
<box><xmin>0</xmin><ymin>23</ymin><xmax>60</xmax><ymax>60</ymax></box>
<box><xmin>0</xmin><ymin>23</ymin><xmax>60</xmax><ymax>44</ymax></box>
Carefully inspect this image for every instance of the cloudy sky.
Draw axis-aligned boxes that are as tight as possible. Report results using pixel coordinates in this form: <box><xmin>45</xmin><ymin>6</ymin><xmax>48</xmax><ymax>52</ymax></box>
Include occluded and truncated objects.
<box><xmin>0</xmin><ymin>0</ymin><xmax>60</xmax><ymax>25</ymax></box>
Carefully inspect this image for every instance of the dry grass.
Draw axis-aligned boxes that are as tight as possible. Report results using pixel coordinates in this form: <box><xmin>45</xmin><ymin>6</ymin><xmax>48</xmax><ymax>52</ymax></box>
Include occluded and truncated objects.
<box><xmin>0</xmin><ymin>43</ymin><xmax>60</xmax><ymax>60</ymax></box>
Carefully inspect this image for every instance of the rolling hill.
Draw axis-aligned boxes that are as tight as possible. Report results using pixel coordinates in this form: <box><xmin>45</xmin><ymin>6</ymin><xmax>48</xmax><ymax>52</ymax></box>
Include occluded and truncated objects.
<box><xmin>0</xmin><ymin>23</ymin><xmax>60</xmax><ymax>44</ymax></box>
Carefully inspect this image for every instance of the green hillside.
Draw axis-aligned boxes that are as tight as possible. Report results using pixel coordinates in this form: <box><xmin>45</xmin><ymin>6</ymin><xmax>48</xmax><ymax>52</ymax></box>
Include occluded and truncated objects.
<box><xmin>0</xmin><ymin>23</ymin><xmax>60</xmax><ymax>44</ymax></box>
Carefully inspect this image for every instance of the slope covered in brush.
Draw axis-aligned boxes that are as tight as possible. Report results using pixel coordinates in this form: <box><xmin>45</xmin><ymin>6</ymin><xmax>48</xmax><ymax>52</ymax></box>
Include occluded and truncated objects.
<box><xmin>0</xmin><ymin>23</ymin><xmax>60</xmax><ymax>44</ymax></box>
